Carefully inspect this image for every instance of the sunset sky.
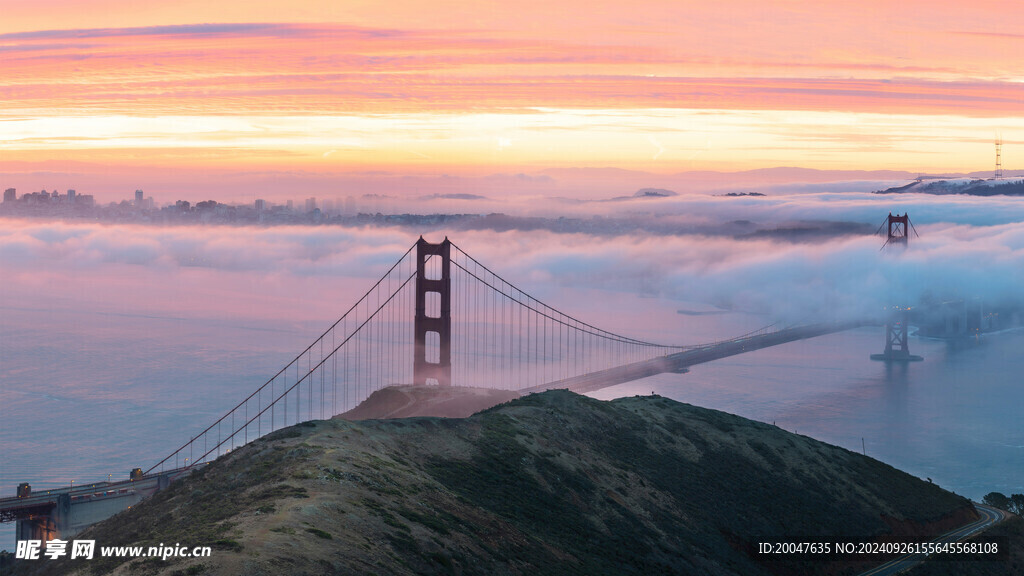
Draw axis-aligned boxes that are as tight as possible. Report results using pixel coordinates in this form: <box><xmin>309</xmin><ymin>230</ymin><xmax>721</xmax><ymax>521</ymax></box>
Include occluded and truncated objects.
<box><xmin>4</xmin><ymin>2</ymin><xmax>1024</xmax><ymax>524</ymax></box>
<box><xmin>1</xmin><ymin>0</ymin><xmax>1022</xmax><ymax>200</ymax></box>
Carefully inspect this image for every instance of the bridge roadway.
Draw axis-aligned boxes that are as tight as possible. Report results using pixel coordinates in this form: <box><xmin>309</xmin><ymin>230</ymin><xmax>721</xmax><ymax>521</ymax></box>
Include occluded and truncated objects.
<box><xmin>0</xmin><ymin>467</ymin><xmax>193</xmax><ymax>541</ymax></box>
<box><xmin>521</xmin><ymin>321</ymin><xmax>868</xmax><ymax>395</ymax></box>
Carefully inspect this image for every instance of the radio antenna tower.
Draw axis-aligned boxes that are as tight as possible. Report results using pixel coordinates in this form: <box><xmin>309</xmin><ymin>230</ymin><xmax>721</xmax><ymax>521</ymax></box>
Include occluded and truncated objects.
<box><xmin>995</xmin><ymin>136</ymin><xmax>1003</xmax><ymax>178</ymax></box>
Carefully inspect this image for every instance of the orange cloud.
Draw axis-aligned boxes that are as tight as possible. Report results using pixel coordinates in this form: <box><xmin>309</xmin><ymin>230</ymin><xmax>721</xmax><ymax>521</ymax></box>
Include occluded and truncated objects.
<box><xmin>1</xmin><ymin>5</ymin><xmax>1022</xmax><ymax>178</ymax></box>
<box><xmin>2</xmin><ymin>24</ymin><xmax>1022</xmax><ymax>117</ymax></box>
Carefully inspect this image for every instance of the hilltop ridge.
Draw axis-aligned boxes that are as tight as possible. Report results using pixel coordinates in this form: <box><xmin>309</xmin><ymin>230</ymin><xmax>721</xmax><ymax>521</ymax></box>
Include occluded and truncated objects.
<box><xmin>874</xmin><ymin>178</ymin><xmax>1024</xmax><ymax>196</ymax></box>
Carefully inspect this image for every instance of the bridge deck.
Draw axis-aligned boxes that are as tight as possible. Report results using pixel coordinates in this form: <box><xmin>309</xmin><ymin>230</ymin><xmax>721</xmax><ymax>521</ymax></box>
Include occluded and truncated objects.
<box><xmin>522</xmin><ymin>322</ymin><xmax>866</xmax><ymax>394</ymax></box>
<box><xmin>0</xmin><ymin>467</ymin><xmax>194</xmax><ymax>523</ymax></box>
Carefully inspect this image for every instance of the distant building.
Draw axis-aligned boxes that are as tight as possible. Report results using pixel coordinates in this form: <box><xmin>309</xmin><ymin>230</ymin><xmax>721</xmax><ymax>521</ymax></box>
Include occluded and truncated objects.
<box><xmin>67</xmin><ymin>189</ymin><xmax>76</xmax><ymax>203</ymax></box>
<box><xmin>3</xmin><ymin>188</ymin><xmax>14</xmax><ymax>203</ymax></box>
<box><xmin>135</xmin><ymin>190</ymin><xmax>144</xmax><ymax>206</ymax></box>
<box><xmin>254</xmin><ymin>199</ymin><xmax>266</xmax><ymax>212</ymax></box>
<box><xmin>305</xmin><ymin>197</ymin><xmax>317</xmax><ymax>213</ymax></box>
<box><xmin>286</xmin><ymin>199</ymin><xmax>294</xmax><ymax>211</ymax></box>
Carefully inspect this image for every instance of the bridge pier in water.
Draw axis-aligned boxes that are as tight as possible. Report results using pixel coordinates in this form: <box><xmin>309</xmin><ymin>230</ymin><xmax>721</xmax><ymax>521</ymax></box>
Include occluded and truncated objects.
<box><xmin>15</xmin><ymin>499</ymin><xmax>60</xmax><ymax>543</ymax></box>
<box><xmin>871</xmin><ymin>309</ymin><xmax>923</xmax><ymax>362</ymax></box>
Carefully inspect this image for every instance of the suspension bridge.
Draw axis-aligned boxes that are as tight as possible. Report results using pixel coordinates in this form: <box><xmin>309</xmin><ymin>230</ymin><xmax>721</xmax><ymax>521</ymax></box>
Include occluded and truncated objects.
<box><xmin>2</xmin><ymin>237</ymin><xmax>864</xmax><ymax>542</ymax></box>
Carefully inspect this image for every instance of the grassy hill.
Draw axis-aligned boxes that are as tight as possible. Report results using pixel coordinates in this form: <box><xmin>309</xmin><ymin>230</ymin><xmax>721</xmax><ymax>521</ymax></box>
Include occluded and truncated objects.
<box><xmin>15</xmin><ymin>390</ymin><xmax>982</xmax><ymax>576</ymax></box>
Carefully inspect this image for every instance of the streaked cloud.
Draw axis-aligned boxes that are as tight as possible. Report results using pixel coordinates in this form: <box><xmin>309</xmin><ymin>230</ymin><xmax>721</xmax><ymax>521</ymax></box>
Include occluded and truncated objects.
<box><xmin>3</xmin><ymin>22</ymin><xmax>1022</xmax><ymax>116</ymax></box>
<box><xmin>0</xmin><ymin>1</ymin><xmax>1022</xmax><ymax>180</ymax></box>
<box><xmin>0</xmin><ymin>23</ymin><xmax>354</xmax><ymax>40</ymax></box>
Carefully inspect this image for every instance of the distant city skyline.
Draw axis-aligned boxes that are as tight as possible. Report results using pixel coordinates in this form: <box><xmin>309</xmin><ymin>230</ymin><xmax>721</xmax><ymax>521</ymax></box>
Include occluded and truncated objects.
<box><xmin>4</xmin><ymin>165</ymin><xmax>1024</xmax><ymax>208</ymax></box>
<box><xmin>0</xmin><ymin>1</ymin><xmax>1021</xmax><ymax>201</ymax></box>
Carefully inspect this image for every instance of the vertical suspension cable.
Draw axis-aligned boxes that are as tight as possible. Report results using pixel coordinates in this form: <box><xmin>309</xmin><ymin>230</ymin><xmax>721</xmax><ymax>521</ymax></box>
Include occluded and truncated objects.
<box><xmin>489</xmin><ymin>272</ymin><xmax>494</xmax><ymax>386</ymax></box>
<box><xmin>562</xmin><ymin>311</ymin><xmax>567</xmax><ymax>380</ymax></box>
<box><xmin>574</xmin><ymin>319</ymin><xmax>579</xmax><ymax>378</ymax></box>
<box><xmin>354</xmin><ymin>304</ymin><xmax>360</xmax><ymax>409</ymax></box>
<box><xmin>318</xmin><ymin>337</ymin><xmax>322</xmax><ymax>420</ymax></box>
<box><xmin>366</xmin><ymin>292</ymin><xmax>372</xmax><ymax>395</ymax></box>
<box><xmin>517</xmin><ymin>288</ymin><xmax>522</xmax><ymax>388</ymax></box>
<box><xmin>377</xmin><ymin>273</ymin><xmax>382</xmax><ymax>393</ymax></box>
<box><xmin>532</xmin><ymin>294</ymin><xmax>537</xmax><ymax>387</ymax></box>
<box><xmin>344</xmin><ymin>314</ymin><xmax>349</xmax><ymax>412</ymax></box>
<box><xmin>463</xmin><ymin>250</ymin><xmax>468</xmax><ymax>386</ymax></box>
<box><xmin>526</xmin><ymin>292</ymin><xmax>531</xmax><ymax>388</ymax></box>
<box><xmin>474</xmin><ymin>257</ymin><xmax>479</xmax><ymax>387</ymax></box>
<box><xmin>462</xmin><ymin>254</ymin><xmax>466</xmax><ymax>386</ymax></box>
<box><xmin>332</xmin><ymin>327</ymin><xmax>336</xmax><ymax>417</ymax></box>
<box><xmin>365</xmin><ymin>285</ymin><xmax>370</xmax><ymax>397</ymax></box>
<box><xmin>463</xmin><ymin>254</ymin><xmax>468</xmax><ymax>386</ymax></box>
<box><xmin>452</xmin><ymin>251</ymin><xmax>458</xmax><ymax>387</ymax></box>
<box><xmin>390</xmin><ymin>264</ymin><xmax>394</xmax><ymax>389</ymax></box>
<box><xmin>500</xmin><ymin>284</ymin><xmax>505</xmax><ymax>388</ymax></box>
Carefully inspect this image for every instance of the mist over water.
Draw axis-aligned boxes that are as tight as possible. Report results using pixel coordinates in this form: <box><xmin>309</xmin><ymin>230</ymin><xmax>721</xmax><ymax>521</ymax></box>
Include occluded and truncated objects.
<box><xmin>592</xmin><ymin>328</ymin><xmax>1024</xmax><ymax>499</ymax></box>
<box><xmin>2</xmin><ymin>186</ymin><xmax>1024</xmax><ymax>551</ymax></box>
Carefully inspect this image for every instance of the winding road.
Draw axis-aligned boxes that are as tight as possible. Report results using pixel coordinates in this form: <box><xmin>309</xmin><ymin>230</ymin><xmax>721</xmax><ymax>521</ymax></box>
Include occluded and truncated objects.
<box><xmin>857</xmin><ymin>503</ymin><xmax>1011</xmax><ymax>576</ymax></box>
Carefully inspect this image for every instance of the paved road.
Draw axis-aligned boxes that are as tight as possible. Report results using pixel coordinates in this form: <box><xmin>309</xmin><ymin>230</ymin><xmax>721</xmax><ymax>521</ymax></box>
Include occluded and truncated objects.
<box><xmin>857</xmin><ymin>503</ymin><xmax>1010</xmax><ymax>576</ymax></box>
<box><xmin>521</xmin><ymin>321</ymin><xmax>866</xmax><ymax>395</ymax></box>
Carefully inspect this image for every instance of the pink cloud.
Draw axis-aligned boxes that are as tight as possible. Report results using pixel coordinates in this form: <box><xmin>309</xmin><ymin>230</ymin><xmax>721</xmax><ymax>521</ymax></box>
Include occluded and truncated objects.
<box><xmin>2</xmin><ymin>23</ymin><xmax>1023</xmax><ymax>117</ymax></box>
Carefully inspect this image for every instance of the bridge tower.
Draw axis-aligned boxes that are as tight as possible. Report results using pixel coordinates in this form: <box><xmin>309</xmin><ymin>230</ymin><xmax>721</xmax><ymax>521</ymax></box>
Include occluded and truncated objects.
<box><xmin>414</xmin><ymin>237</ymin><xmax>452</xmax><ymax>386</ymax></box>
<box><xmin>873</xmin><ymin>213</ymin><xmax>923</xmax><ymax>361</ymax></box>
<box><xmin>996</xmin><ymin>136</ymin><xmax>1003</xmax><ymax>179</ymax></box>
<box><xmin>876</xmin><ymin>212</ymin><xmax>918</xmax><ymax>250</ymax></box>
<box><xmin>886</xmin><ymin>213</ymin><xmax>909</xmax><ymax>246</ymax></box>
